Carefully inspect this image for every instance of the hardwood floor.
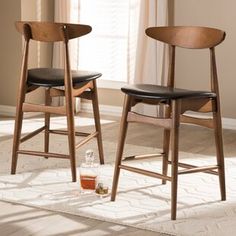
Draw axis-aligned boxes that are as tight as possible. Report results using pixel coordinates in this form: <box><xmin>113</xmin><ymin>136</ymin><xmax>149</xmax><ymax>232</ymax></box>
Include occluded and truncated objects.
<box><xmin>1</xmin><ymin>113</ymin><xmax>236</xmax><ymax>235</ymax></box>
<box><xmin>0</xmin><ymin>201</ymin><xmax>162</xmax><ymax>236</ymax></box>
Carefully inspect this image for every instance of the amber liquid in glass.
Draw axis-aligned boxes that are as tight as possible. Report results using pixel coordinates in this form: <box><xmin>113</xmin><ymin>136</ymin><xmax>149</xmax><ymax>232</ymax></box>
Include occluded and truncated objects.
<box><xmin>80</xmin><ymin>175</ymin><xmax>97</xmax><ymax>190</ymax></box>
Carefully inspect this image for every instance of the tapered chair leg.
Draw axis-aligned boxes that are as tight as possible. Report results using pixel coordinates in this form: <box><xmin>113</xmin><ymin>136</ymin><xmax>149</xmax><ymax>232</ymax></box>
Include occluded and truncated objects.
<box><xmin>213</xmin><ymin>110</ymin><xmax>226</xmax><ymax>201</ymax></box>
<box><xmin>11</xmin><ymin>35</ymin><xmax>29</xmax><ymax>175</ymax></box>
<box><xmin>162</xmin><ymin>129</ymin><xmax>170</xmax><ymax>184</ymax></box>
<box><xmin>44</xmin><ymin>88</ymin><xmax>51</xmax><ymax>157</ymax></box>
<box><xmin>162</xmin><ymin>105</ymin><xmax>171</xmax><ymax>184</ymax></box>
<box><xmin>111</xmin><ymin>95</ymin><xmax>132</xmax><ymax>201</ymax></box>
<box><xmin>66</xmin><ymin>96</ymin><xmax>77</xmax><ymax>182</ymax></box>
<box><xmin>11</xmin><ymin>84</ymin><xmax>27</xmax><ymax>174</ymax></box>
<box><xmin>170</xmin><ymin>100</ymin><xmax>181</xmax><ymax>220</ymax></box>
<box><xmin>91</xmin><ymin>80</ymin><xmax>104</xmax><ymax>165</ymax></box>
<box><xmin>11</xmin><ymin>109</ymin><xmax>24</xmax><ymax>174</ymax></box>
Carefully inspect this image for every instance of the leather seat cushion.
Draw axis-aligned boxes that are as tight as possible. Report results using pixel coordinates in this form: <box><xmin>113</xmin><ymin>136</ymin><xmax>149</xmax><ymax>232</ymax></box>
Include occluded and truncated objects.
<box><xmin>27</xmin><ymin>68</ymin><xmax>102</xmax><ymax>87</ymax></box>
<box><xmin>121</xmin><ymin>84</ymin><xmax>216</xmax><ymax>100</ymax></box>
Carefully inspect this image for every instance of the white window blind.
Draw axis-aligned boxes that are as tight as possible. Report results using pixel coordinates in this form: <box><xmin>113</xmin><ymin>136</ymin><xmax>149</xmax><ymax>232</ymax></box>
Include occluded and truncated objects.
<box><xmin>73</xmin><ymin>0</ymin><xmax>130</xmax><ymax>83</ymax></box>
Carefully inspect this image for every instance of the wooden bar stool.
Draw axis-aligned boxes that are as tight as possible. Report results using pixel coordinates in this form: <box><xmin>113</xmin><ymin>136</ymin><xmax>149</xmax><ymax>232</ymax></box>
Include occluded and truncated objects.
<box><xmin>11</xmin><ymin>21</ymin><xmax>104</xmax><ymax>182</ymax></box>
<box><xmin>111</xmin><ymin>26</ymin><xmax>226</xmax><ymax>220</ymax></box>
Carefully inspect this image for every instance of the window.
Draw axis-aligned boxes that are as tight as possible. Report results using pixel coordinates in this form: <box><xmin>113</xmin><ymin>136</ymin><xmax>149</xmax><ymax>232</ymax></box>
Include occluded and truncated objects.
<box><xmin>71</xmin><ymin>0</ymin><xmax>139</xmax><ymax>88</ymax></box>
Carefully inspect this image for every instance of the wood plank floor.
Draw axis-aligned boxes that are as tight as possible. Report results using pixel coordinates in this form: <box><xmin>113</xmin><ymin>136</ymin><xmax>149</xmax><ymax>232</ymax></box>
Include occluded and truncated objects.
<box><xmin>0</xmin><ymin>201</ymin><xmax>163</xmax><ymax>236</ymax></box>
<box><xmin>1</xmin><ymin>114</ymin><xmax>236</xmax><ymax>235</ymax></box>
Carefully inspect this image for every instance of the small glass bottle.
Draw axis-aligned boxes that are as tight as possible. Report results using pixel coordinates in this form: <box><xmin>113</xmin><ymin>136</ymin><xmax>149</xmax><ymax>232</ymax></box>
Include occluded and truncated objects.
<box><xmin>79</xmin><ymin>149</ymin><xmax>99</xmax><ymax>191</ymax></box>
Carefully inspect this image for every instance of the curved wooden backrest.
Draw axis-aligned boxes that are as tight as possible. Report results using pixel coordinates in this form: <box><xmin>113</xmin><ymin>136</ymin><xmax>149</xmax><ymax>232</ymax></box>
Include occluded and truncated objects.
<box><xmin>15</xmin><ymin>21</ymin><xmax>92</xmax><ymax>42</ymax></box>
<box><xmin>146</xmin><ymin>26</ymin><xmax>225</xmax><ymax>49</ymax></box>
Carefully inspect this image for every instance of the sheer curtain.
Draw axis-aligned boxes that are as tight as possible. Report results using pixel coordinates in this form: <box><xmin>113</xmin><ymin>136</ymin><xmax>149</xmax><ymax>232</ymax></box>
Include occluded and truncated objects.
<box><xmin>53</xmin><ymin>0</ymin><xmax>168</xmax><ymax>113</ymax></box>
<box><xmin>132</xmin><ymin>0</ymin><xmax>169</xmax><ymax>116</ymax></box>
<box><xmin>53</xmin><ymin>0</ymin><xmax>79</xmax><ymax>69</ymax></box>
<box><xmin>53</xmin><ymin>0</ymin><xmax>80</xmax><ymax>109</ymax></box>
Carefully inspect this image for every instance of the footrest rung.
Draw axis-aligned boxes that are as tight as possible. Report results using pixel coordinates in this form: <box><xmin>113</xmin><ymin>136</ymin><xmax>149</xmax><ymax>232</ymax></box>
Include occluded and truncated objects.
<box><xmin>75</xmin><ymin>131</ymin><xmax>98</xmax><ymax>149</ymax></box>
<box><xmin>167</xmin><ymin>160</ymin><xmax>219</xmax><ymax>175</ymax></box>
<box><xmin>119</xmin><ymin>164</ymin><xmax>171</xmax><ymax>181</ymax></box>
<box><xmin>17</xmin><ymin>150</ymin><xmax>69</xmax><ymax>159</ymax></box>
<box><xmin>123</xmin><ymin>153</ymin><xmax>163</xmax><ymax>161</ymax></box>
<box><xmin>20</xmin><ymin>126</ymin><xmax>46</xmax><ymax>143</ymax></box>
<box><xmin>49</xmin><ymin>129</ymin><xmax>90</xmax><ymax>137</ymax></box>
<box><xmin>178</xmin><ymin>165</ymin><xmax>219</xmax><ymax>175</ymax></box>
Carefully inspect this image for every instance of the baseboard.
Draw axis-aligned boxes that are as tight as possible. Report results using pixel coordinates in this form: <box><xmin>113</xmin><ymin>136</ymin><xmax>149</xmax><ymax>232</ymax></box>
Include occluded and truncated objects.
<box><xmin>0</xmin><ymin>105</ymin><xmax>16</xmax><ymax>117</ymax></box>
<box><xmin>221</xmin><ymin>117</ymin><xmax>236</xmax><ymax>130</ymax></box>
<box><xmin>0</xmin><ymin>105</ymin><xmax>42</xmax><ymax>118</ymax></box>
<box><xmin>1</xmin><ymin>104</ymin><xmax>236</xmax><ymax>130</ymax></box>
<box><xmin>81</xmin><ymin>103</ymin><xmax>123</xmax><ymax>117</ymax></box>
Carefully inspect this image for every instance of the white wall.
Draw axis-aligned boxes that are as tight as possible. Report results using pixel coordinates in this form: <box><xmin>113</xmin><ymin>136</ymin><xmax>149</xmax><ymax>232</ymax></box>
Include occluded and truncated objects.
<box><xmin>174</xmin><ymin>0</ymin><xmax>236</xmax><ymax>118</ymax></box>
<box><xmin>0</xmin><ymin>0</ymin><xmax>21</xmax><ymax>106</ymax></box>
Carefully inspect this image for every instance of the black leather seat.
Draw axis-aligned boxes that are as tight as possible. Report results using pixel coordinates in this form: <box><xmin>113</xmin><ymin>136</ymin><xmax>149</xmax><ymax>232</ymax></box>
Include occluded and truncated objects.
<box><xmin>121</xmin><ymin>84</ymin><xmax>216</xmax><ymax>100</ymax></box>
<box><xmin>28</xmin><ymin>68</ymin><xmax>102</xmax><ymax>87</ymax></box>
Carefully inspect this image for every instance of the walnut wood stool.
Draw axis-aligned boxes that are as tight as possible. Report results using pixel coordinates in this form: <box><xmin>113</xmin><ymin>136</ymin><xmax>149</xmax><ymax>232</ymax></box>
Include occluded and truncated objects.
<box><xmin>111</xmin><ymin>26</ymin><xmax>226</xmax><ymax>220</ymax></box>
<box><xmin>11</xmin><ymin>21</ymin><xmax>104</xmax><ymax>182</ymax></box>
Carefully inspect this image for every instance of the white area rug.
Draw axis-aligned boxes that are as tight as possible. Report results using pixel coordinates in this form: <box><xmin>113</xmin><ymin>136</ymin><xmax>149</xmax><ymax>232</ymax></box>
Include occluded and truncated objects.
<box><xmin>1</xmin><ymin>117</ymin><xmax>236</xmax><ymax>236</ymax></box>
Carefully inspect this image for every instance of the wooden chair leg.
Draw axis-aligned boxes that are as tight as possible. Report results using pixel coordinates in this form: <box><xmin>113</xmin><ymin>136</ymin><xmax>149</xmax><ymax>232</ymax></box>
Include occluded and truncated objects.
<box><xmin>91</xmin><ymin>80</ymin><xmax>104</xmax><ymax>165</ymax></box>
<box><xmin>11</xmin><ymin>37</ymin><xmax>29</xmax><ymax>175</ymax></box>
<box><xmin>162</xmin><ymin>105</ymin><xmax>171</xmax><ymax>184</ymax></box>
<box><xmin>213</xmin><ymin>110</ymin><xmax>226</xmax><ymax>201</ymax></box>
<box><xmin>170</xmin><ymin>99</ymin><xmax>181</xmax><ymax>220</ymax></box>
<box><xmin>44</xmin><ymin>88</ymin><xmax>51</xmax><ymax>157</ymax></box>
<box><xmin>11</xmin><ymin>84</ymin><xmax>26</xmax><ymax>174</ymax></box>
<box><xmin>66</xmin><ymin>97</ymin><xmax>77</xmax><ymax>182</ymax></box>
<box><xmin>11</xmin><ymin>82</ymin><xmax>28</xmax><ymax>174</ymax></box>
<box><xmin>162</xmin><ymin>129</ymin><xmax>170</xmax><ymax>184</ymax></box>
<box><xmin>11</xmin><ymin>109</ymin><xmax>24</xmax><ymax>174</ymax></box>
<box><xmin>111</xmin><ymin>95</ymin><xmax>132</xmax><ymax>201</ymax></box>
